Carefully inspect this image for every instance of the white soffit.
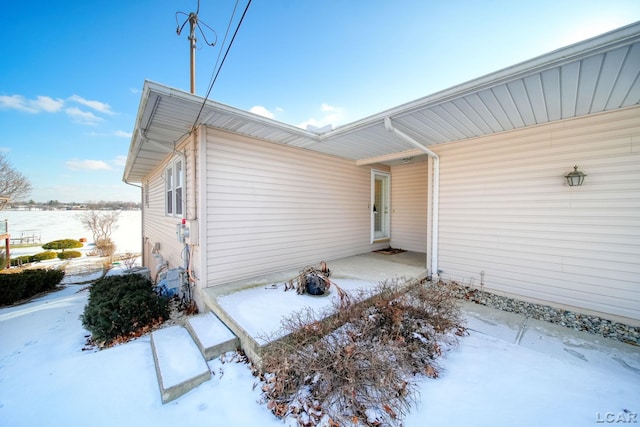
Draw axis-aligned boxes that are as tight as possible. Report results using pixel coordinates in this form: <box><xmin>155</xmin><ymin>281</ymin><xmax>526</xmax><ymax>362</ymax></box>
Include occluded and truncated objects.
<box><xmin>124</xmin><ymin>21</ymin><xmax>640</xmax><ymax>183</ymax></box>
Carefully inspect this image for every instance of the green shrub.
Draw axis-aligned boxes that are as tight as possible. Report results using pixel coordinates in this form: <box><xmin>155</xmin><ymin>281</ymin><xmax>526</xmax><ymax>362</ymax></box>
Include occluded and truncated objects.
<box><xmin>81</xmin><ymin>274</ymin><xmax>169</xmax><ymax>343</ymax></box>
<box><xmin>10</xmin><ymin>255</ymin><xmax>34</xmax><ymax>267</ymax></box>
<box><xmin>10</xmin><ymin>251</ymin><xmax>59</xmax><ymax>266</ymax></box>
<box><xmin>57</xmin><ymin>250</ymin><xmax>82</xmax><ymax>260</ymax></box>
<box><xmin>0</xmin><ymin>269</ymin><xmax>65</xmax><ymax>306</ymax></box>
<box><xmin>33</xmin><ymin>251</ymin><xmax>58</xmax><ymax>262</ymax></box>
<box><xmin>42</xmin><ymin>239</ymin><xmax>83</xmax><ymax>252</ymax></box>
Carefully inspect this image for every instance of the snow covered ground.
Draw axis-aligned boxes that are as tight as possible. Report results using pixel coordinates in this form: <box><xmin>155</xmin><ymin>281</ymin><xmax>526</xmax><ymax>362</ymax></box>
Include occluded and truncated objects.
<box><xmin>4</xmin><ymin>209</ymin><xmax>141</xmax><ymax>256</ymax></box>
<box><xmin>0</xmin><ymin>212</ymin><xmax>638</xmax><ymax>425</ymax></box>
<box><xmin>1</xmin><ymin>268</ymin><xmax>638</xmax><ymax>426</ymax></box>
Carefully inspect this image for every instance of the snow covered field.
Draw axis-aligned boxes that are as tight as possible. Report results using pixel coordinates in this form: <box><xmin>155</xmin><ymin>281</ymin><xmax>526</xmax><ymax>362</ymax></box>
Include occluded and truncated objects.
<box><xmin>0</xmin><ymin>209</ymin><xmax>638</xmax><ymax>426</ymax></box>
<box><xmin>3</xmin><ymin>209</ymin><xmax>141</xmax><ymax>255</ymax></box>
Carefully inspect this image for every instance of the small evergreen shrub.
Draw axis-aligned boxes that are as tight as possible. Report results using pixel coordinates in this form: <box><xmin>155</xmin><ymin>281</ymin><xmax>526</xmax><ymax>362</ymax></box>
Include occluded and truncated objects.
<box><xmin>42</xmin><ymin>239</ymin><xmax>83</xmax><ymax>252</ymax></box>
<box><xmin>0</xmin><ymin>269</ymin><xmax>65</xmax><ymax>305</ymax></box>
<box><xmin>33</xmin><ymin>251</ymin><xmax>58</xmax><ymax>262</ymax></box>
<box><xmin>10</xmin><ymin>251</ymin><xmax>59</xmax><ymax>266</ymax></box>
<box><xmin>81</xmin><ymin>274</ymin><xmax>169</xmax><ymax>344</ymax></box>
<box><xmin>57</xmin><ymin>250</ymin><xmax>82</xmax><ymax>260</ymax></box>
<box><xmin>10</xmin><ymin>255</ymin><xmax>34</xmax><ymax>267</ymax></box>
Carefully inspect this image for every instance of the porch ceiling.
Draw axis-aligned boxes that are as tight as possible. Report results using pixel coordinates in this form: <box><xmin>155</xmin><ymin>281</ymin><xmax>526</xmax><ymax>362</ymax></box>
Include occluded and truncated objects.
<box><xmin>123</xmin><ymin>22</ymin><xmax>640</xmax><ymax>183</ymax></box>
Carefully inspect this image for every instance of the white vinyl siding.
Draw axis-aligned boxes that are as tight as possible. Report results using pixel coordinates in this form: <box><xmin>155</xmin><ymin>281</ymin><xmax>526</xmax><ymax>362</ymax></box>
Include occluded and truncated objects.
<box><xmin>434</xmin><ymin>106</ymin><xmax>640</xmax><ymax>325</ymax></box>
<box><xmin>203</xmin><ymin>130</ymin><xmax>389</xmax><ymax>286</ymax></box>
<box><xmin>141</xmin><ymin>138</ymin><xmax>199</xmax><ymax>297</ymax></box>
<box><xmin>390</xmin><ymin>160</ymin><xmax>428</xmax><ymax>253</ymax></box>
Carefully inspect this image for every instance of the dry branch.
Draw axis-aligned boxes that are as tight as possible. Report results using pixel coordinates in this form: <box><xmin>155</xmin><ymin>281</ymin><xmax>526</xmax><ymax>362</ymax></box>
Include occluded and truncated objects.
<box><xmin>260</xmin><ymin>279</ymin><xmax>464</xmax><ymax>426</ymax></box>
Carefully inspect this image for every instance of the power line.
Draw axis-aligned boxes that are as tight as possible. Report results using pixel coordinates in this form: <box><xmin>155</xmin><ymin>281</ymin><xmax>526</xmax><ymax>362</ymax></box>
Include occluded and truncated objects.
<box><xmin>190</xmin><ymin>0</ymin><xmax>252</xmax><ymax>133</ymax></box>
<box><xmin>207</xmin><ymin>0</ymin><xmax>240</xmax><ymax>93</ymax></box>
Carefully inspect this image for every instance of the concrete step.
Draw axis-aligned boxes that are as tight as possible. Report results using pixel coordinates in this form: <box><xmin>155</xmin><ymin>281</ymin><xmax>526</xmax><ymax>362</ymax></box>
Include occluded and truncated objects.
<box><xmin>185</xmin><ymin>311</ymin><xmax>239</xmax><ymax>360</ymax></box>
<box><xmin>150</xmin><ymin>325</ymin><xmax>211</xmax><ymax>404</ymax></box>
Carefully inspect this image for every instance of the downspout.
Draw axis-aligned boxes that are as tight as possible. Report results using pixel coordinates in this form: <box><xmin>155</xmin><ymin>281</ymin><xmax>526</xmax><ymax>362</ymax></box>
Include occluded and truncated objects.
<box><xmin>384</xmin><ymin>117</ymin><xmax>440</xmax><ymax>281</ymax></box>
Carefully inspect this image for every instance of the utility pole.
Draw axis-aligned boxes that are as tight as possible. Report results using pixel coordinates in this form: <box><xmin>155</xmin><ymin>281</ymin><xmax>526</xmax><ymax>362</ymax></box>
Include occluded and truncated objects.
<box><xmin>176</xmin><ymin>1</ymin><xmax>216</xmax><ymax>94</ymax></box>
<box><xmin>187</xmin><ymin>13</ymin><xmax>197</xmax><ymax>94</ymax></box>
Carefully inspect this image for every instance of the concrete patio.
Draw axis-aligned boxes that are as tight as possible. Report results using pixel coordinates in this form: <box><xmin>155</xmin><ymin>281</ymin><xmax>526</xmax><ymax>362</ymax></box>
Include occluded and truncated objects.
<box><xmin>201</xmin><ymin>250</ymin><xmax>429</xmax><ymax>363</ymax></box>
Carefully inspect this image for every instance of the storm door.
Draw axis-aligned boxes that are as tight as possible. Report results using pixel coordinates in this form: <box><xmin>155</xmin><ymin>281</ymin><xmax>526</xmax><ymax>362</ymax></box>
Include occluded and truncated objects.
<box><xmin>371</xmin><ymin>170</ymin><xmax>390</xmax><ymax>242</ymax></box>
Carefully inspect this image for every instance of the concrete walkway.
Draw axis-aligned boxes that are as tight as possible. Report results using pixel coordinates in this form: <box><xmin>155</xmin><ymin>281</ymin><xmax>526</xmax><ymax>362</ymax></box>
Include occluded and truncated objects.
<box><xmin>460</xmin><ymin>300</ymin><xmax>640</xmax><ymax>375</ymax></box>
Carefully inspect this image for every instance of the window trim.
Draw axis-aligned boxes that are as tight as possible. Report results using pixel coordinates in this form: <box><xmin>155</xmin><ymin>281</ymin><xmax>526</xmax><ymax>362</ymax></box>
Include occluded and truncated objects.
<box><xmin>165</xmin><ymin>157</ymin><xmax>184</xmax><ymax>217</ymax></box>
<box><xmin>143</xmin><ymin>181</ymin><xmax>149</xmax><ymax>208</ymax></box>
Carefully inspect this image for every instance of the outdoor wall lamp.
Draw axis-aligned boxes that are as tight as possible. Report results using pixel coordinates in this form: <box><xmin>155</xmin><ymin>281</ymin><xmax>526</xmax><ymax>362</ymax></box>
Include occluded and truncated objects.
<box><xmin>564</xmin><ymin>165</ymin><xmax>586</xmax><ymax>187</ymax></box>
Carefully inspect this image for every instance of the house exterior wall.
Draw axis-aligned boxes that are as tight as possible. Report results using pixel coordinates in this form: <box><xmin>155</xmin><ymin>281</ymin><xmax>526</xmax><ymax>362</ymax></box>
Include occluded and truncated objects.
<box><xmin>202</xmin><ymin>129</ymin><xmax>390</xmax><ymax>286</ymax></box>
<box><xmin>433</xmin><ymin>106</ymin><xmax>640</xmax><ymax>325</ymax></box>
<box><xmin>141</xmin><ymin>134</ymin><xmax>202</xmax><ymax>305</ymax></box>
<box><xmin>390</xmin><ymin>159</ymin><xmax>429</xmax><ymax>253</ymax></box>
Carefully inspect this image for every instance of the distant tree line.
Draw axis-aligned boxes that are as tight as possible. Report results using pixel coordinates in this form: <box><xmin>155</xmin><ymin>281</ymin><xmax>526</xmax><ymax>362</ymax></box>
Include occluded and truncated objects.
<box><xmin>0</xmin><ymin>153</ymin><xmax>140</xmax><ymax>211</ymax></box>
<box><xmin>7</xmin><ymin>200</ymin><xmax>141</xmax><ymax>210</ymax></box>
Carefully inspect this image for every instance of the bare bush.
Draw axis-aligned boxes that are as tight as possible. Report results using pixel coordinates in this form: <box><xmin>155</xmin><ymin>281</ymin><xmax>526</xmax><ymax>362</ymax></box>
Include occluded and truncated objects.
<box><xmin>95</xmin><ymin>238</ymin><xmax>116</xmax><ymax>258</ymax></box>
<box><xmin>77</xmin><ymin>211</ymin><xmax>120</xmax><ymax>256</ymax></box>
<box><xmin>118</xmin><ymin>252</ymin><xmax>140</xmax><ymax>270</ymax></box>
<box><xmin>259</xmin><ymin>279</ymin><xmax>464</xmax><ymax>426</ymax></box>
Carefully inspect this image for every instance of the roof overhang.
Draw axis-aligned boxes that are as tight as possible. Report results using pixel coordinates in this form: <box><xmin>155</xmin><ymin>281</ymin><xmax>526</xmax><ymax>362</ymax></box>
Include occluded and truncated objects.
<box><xmin>124</xmin><ymin>21</ymin><xmax>640</xmax><ymax>183</ymax></box>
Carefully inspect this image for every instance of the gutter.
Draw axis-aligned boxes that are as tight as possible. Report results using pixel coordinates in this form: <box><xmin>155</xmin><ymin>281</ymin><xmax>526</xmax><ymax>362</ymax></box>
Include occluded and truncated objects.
<box><xmin>384</xmin><ymin>117</ymin><xmax>440</xmax><ymax>280</ymax></box>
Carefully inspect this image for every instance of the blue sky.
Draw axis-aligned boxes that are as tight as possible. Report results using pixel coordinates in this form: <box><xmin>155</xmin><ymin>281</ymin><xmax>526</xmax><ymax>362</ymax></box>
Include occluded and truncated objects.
<box><xmin>1</xmin><ymin>0</ymin><xmax>639</xmax><ymax>203</ymax></box>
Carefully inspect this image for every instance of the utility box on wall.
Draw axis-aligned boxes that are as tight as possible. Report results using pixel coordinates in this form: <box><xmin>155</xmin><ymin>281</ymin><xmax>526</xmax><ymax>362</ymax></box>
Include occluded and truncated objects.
<box><xmin>187</xmin><ymin>219</ymin><xmax>198</xmax><ymax>245</ymax></box>
<box><xmin>176</xmin><ymin>220</ymin><xmax>198</xmax><ymax>245</ymax></box>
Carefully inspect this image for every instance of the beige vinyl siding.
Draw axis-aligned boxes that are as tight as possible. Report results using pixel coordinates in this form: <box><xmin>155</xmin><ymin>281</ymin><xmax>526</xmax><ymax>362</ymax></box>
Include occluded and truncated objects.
<box><xmin>141</xmin><ymin>136</ymin><xmax>199</xmax><ymax>285</ymax></box>
<box><xmin>204</xmin><ymin>129</ymin><xmax>389</xmax><ymax>286</ymax></box>
<box><xmin>390</xmin><ymin>160</ymin><xmax>429</xmax><ymax>253</ymax></box>
<box><xmin>435</xmin><ymin>106</ymin><xmax>640</xmax><ymax>325</ymax></box>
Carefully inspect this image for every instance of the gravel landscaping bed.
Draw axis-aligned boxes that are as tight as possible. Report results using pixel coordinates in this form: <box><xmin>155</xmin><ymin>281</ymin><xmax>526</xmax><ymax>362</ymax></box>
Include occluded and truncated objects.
<box><xmin>451</xmin><ymin>283</ymin><xmax>640</xmax><ymax>346</ymax></box>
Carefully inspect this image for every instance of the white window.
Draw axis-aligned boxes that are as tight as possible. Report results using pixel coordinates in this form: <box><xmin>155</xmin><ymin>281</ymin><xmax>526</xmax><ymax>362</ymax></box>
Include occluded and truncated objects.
<box><xmin>165</xmin><ymin>158</ymin><xmax>184</xmax><ymax>217</ymax></box>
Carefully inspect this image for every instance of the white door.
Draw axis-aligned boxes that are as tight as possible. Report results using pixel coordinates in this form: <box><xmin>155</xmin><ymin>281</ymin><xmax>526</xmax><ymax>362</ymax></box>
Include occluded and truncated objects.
<box><xmin>371</xmin><ymin>171</ymin><xmax>390</xmax><ymax>242</ymax></box>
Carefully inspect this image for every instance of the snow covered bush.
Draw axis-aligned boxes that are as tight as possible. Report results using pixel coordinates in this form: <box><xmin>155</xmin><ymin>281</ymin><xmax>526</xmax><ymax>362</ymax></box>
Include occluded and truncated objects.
<box><xmin>259</xmin><ymin>279</ymin><xmax>464</xmax><ymax>426</ymax></box>
<box><xmin>0</xmin><ymin>268</ymin><xmax>65</xmax><ymax>306</ymax></box>
<box><xmin>81</xmin><ymin>274</ymin><xmax>169</xmax><ymax>345</ymax></box>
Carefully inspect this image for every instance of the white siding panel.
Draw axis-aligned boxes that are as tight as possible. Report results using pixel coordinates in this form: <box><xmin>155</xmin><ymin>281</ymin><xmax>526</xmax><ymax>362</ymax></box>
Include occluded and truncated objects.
<box><xmin>204</xmin><ymin>130</ymin><xmax>388</xmax><ymax>285</ymax></box>
<box><xmin>390</xmin><ymin>160</ymin><xmax>428</xmax><ymax>253</ymax></box>
<box><xmin>141</xmin><ymin>136</ymin><xmax>200</xmax><ymax>296</ymax></box>
<box><xmin>435</xmin><ymin>106</ymin><xmax>640</xmax><ymax>325</ymax></box>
